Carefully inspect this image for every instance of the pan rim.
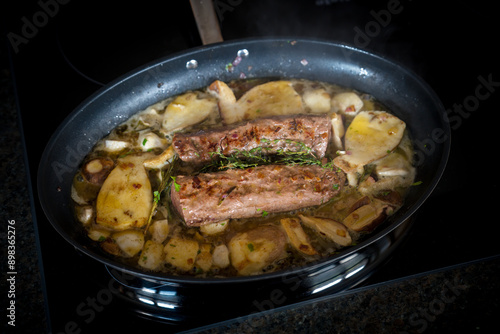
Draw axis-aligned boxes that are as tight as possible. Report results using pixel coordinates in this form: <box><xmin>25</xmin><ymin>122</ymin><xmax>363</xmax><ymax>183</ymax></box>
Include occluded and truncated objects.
<box><xmin>37</xmin><ymin>36</ymin><xmax>451</xmax><ymax>285</ymax></box>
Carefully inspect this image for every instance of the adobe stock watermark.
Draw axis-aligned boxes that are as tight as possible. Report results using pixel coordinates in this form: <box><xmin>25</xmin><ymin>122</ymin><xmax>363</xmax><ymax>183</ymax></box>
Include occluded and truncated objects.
<box><xmin>341</xmin><ymin>0</ymin><xmax>409</xmax><ymax>60</ymax></box>
<box><xmin>213</xmin><ymin>0</ymin><xmax>244</xmax><ymax>22</ymax></box>
<box><xmin>56</xmin><ymin>268</ymin><xmax>135</xmax><ymax>334</ymax></box>
<box><xmin>413</xmin><ymin>73</ymin><xmax>499</xmax><ymax>167</ymax></box>
<box><xmin>7</xmin><ymin>0</ymin><xmax>71</xmax><ymax>54</ymax></box>
<box><xmin>51</xmin><ymin>64</ymin><xmax>170</xmax><ymax>183</ymax></box>
<box><xmin>399</xmin><ymin>276</ymin><xmax>468</xmax><ymax>333</ymax></box>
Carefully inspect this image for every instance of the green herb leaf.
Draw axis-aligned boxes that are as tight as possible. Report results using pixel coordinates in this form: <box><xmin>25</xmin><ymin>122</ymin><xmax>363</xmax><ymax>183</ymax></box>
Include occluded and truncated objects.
<box><xmin>171</xmin><ymin>176</ymin><xmax>181</xmax><ymax>192</ymax></box>
<box><xmin>203</xmin><ymin>140</ymin><xmax>337</xmax><ymax>172</ymax></box>
<box><xmin>153</xmin><ymin>190</ymin><xmax>161</xmax><ymax>203</ymax></box>
<box><xmin>247</xmin><ymin>243</ymin><xmax>255</xmax><ymax>252</ymax></box>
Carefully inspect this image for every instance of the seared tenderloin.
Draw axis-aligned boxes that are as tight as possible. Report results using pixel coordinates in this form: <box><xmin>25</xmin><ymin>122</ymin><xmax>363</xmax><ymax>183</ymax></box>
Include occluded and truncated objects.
<box><xmin>171</xmin><ymin>164</ymin><xmax>346</xmax><ymax>226</ymax></box>
<box><xmin>172</xmin><ymin>114</ymin><xmax>331</xmax><ymax>163</ymax></box>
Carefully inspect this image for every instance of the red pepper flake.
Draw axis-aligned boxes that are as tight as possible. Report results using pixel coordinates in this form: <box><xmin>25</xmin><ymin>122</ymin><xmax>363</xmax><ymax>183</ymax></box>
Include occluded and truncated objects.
<box><xmin>132</xmin><ymin>183</ymin><xmax>142</xmax><ymax>189</ymax></box>
<box><xmin>233</xmin><ymin>56</ymin><xmax>242</xmax><ymax>66</ymax></box>
<box><xmin>345</xmin><ymin>105</ymin><xmax>356</xmax><ymax>112</ymax></box>
<box><xmin>119</xmin><ymin>162</ymin><xmax>135</xmax><ymax>170</ymax></box>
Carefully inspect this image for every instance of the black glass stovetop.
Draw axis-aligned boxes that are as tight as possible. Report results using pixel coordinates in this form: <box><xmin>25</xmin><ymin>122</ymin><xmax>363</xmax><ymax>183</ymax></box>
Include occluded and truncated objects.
<box><xmin>5</xmin><ymin>0</ymin><xmax>499</xmax><ymax>332</ymax></box>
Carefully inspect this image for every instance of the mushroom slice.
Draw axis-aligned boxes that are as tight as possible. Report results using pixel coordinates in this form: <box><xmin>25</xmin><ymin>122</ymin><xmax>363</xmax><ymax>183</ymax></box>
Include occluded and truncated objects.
<box><xmin>87</xmin><ymin>228</ymin><xmax>111</xmax><ymax>242</ymax></box>
<box><xmin>138</xmin><ymin>240</ymin><xmax>164</xmax><ymax>270</ymax></box>
<box><xmin>330</xmin><ymin>112</ymin><xmax>345</xmax><ymax>150</ymax></box>
<box><xmin>138</xmin><ymin>132</ymin><xmax>166</xmax><ymax>152</ymax></box>
<box><xmin>103</xmin><ymin>140</ymin><xmax>130</xmax><ymax>152</ymax></box>
<box><xmin>342</xmin><ymin>200</ymin><xmax>388</xmax><ymax>232</ymax></box>
<box><xmin>101</xmin><ymin>238</ymin><xmax>121</xmax><ymax>256</ymax></box>
<box><xmin>331</xmin><ymin>92</ymin><xmax>364</xmax><ymax>116</ymax></box>
<box><xmin>164</xmin><ymin>236</ymin><xmax>200</xmax><ymax>272</ymax></box>
<box><xmin>334</xmin><ymin>111</ymin><xmax>406</xmax><ymax>185</ymax></box>
<box><xmin>302</xmin><ymin>88</ymin><xmax>331</xmax><ymax>113</ymax></box>
<box><xmin>298</xmin><ymin>215</ymin><xmax>352</xmax><ymax>247</ymax></box>
<box><xmin>71</xmin><ymin>185</ymin><xmax>90</xmax><ymax>205</ymax></box>
<box><xmin>162</xmin><ymin>92</ymin><xmax>217</xmax><ymax>133</ymax></box>
<box><xmin>75</xmin><ymin>205</ymin><xmax>94</xmax><ymax>226</ymax></box>
<box><xmin>81</xmin><ymin>158</ymin><xmax>115</xmax><ymax>185</ymax></box>
<box><xmin>373</xmin><ymin>143</ymin><xmax>413</xmax><ymax>178</ymax></box>
<box><xmin>280</xmin><ymin>218</ymin><xmax>317</xmax><ymax>256</ymax></box>
<box><xmin>143</xmin><ymin>146</ymin><xmax>175</xmax><ymax>169</ymax></box>
<box><xmin>207</xmin><ymin>80</ymin><xmax>237</xmax><ymax>122</ymax></box>
<box><xmin>208</xmin><ymin>80</ymin><xmax>304</xmax><ymax>124</ymax></box>
<box><xmin>96</xmin><ymin>155</ymin><xmax>153</xmax><ymax>231</ymax></box>
<box><xmin>112</xmin><ymin>230</ymin><xmax>145</xmax><ymax>257</ymax></box>
<box><xmin>228</xmin><ymin>225</ymin><xmax>287</xmax><ymax>276</ymax></box>
<box><xmin>212</xmin><ymin>244</ymin><xmax>230</xmax><ymax>269</ymax></box>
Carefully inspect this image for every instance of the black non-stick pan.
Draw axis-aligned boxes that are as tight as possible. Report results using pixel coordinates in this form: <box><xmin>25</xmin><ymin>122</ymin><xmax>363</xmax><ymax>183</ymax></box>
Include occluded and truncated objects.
<box><xmin>37</xmin><ymin>37</ymin><xmax>450</xmax><ymax>319</ymax></box>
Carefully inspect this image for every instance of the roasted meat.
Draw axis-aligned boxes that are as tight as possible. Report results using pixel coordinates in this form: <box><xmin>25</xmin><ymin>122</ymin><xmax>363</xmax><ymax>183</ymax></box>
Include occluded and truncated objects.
<box><xmin>172</xmin><ymin>114</ymin><xmax>331</xmax><ymax>163</ymax></box>
<box><xmin>170</xmin><ymin>164</ymin><xmax>345</xmax><ymax>226</ymax></box>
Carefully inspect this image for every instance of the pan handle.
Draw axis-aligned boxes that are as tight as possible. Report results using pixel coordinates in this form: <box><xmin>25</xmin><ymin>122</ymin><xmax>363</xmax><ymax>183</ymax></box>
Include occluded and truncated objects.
<box><xmin>189</xmin><ymin>0</ymin><xmax>224</xmax><ymax>45</ymax></box>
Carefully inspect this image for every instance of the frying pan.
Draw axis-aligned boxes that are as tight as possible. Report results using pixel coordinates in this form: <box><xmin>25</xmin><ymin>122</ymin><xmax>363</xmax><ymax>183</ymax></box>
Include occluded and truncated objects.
<box><xmin>37</xmin><ymin>37</ymin><xmax>450</xmax><ymax>318</ymax></box>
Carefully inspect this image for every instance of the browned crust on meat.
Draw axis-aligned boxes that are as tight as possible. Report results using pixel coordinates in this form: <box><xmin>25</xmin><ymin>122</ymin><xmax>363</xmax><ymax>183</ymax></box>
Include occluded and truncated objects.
<box><xmin>172</xmin><ymin>114</ymin><xmax>331</xmax><ymax>162</ymax></box>
<box><xmin>170</xmin><ymin>164</ymin><xmax>345</xmax><ymax>226</ymax></box>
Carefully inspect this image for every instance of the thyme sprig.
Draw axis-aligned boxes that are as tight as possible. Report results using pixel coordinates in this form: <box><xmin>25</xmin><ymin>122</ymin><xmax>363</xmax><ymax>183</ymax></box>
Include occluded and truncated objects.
<box><xmin>203</xmin><ymin>139</ymin><xmax>336</xmax><ymax>172</ymax></box>
<box><xmin>144</xmin><ymin>156</ymin><xmax>178</xmax><ymax>234</ymax></box>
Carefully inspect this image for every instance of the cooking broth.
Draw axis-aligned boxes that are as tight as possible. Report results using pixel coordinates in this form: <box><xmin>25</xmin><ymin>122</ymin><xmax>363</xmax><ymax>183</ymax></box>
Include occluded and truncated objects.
<box><xmin>71</xmin><ymin>78</ymin><xmax>416</xmax><ymax>277</ymax></box>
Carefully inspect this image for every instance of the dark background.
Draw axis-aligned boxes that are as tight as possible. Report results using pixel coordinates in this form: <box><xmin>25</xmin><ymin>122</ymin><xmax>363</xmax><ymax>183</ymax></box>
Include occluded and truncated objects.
<box><xmin>2</xmin><ymin>0</ymin><xmax>499</xmax><ymax>333</ymax></box>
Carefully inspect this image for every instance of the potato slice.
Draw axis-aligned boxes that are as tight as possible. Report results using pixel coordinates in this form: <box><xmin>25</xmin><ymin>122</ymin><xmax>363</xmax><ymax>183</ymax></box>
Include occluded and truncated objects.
<box><xmin>331</xmin><ymin>92</ymin><xmax>363</xmax><ymax>116</ymax></box>
<box><xmin>199</xmin><ymin>219</ymin><xmax>229</xmax><ymax>235</ymax></box>
<box><xmin>112</xmin><ymin>230</ymin><xmax>145</xmax><ymax>257</ymax></box>
<box><xmin>96</xmin><ymin>155</ymin><xmax>153</xmax><ymax>231</ymax></box>
<box><xmin>302</xmin><ymin>88</ymin><xmax>331</xmax><ymax>113</ymax></box>
<box><xmin>208</xmin><ymin>80</ymin><xmax>304</xmax><ymax>124</ymax></box>
<box><xmin>164</xmin><ymin>236</ymin><xmax>199</xmax><ymax>272</ymax></box>
<box><xmin>148</xmin><ymin>219</ymin><xmax>170</xmax><ymax>243</ymax></box>
<box><xmin>195</xmin><ymin>243</ymin><xmax>213</xmax><ymax>272</ymax></box>
<box><xmin>334</xmin><ymin>111</ymin><xmax>406</xmax><ymax>185</ymax></box>
<box><xmin>280</xmin><ymin>218</ymin><xmax>317</xmax><ymax>256</ymax></box>
<box><xmin>228</xmin><ymin>225</ymin><xmax>287</xmax><ymax>276</ymax></box>
<box><xmin>138</xmin><ymin>240</ymin><xmax>164</xmax><ymax>270</ymax></box>
<box><xmin>162</xmin><ymin>92</ymin><xmax>217</xmax><ymax>133</ymax></box>
<box><xmin>298</xmin><ymin>215</ymin><xmax>352</xmax><ymax>247</ymax></box>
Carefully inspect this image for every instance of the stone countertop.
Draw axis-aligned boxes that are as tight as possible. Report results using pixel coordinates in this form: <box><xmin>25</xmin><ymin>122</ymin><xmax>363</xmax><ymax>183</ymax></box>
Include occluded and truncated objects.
<box><xmin>185</xmin><ymin>256</ymin><xmax>500</xmax><ymax>334</ymax></box>
<box><xmin>1</xmin><ymin>52</ymin><xmax>48</xmax><ymax>333</ymax></box>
